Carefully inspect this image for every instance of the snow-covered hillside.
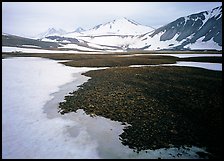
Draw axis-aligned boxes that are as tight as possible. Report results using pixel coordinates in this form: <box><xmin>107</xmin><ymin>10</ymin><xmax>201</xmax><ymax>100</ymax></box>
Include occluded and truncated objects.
<box><xmin>131</xmin><ymin>6</ymin><xmax>222</xmax><ymax>50</ymax></box>
<box><xmin>67</xmin><ymin>7</ymin><xmax>222</xmax><ymax>51</ymax></box>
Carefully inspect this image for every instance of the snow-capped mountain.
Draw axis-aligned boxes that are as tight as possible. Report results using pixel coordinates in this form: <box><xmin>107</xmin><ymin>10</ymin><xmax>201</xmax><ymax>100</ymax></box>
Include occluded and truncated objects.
<box><xmin>38</xmin><ymin>17</ymin><xmax>156</xmax><ymax>51</ymax></box>
<box><xmin>82</xmin><ymin>17</ymin><xmax>155</xmax><ymax>36</ymax></box>
<box><xmin>131</xmin><ymin>6</ymin><xmax>222</xmax><ymax>50</ymax></box>
<box><xmin>35</xmin><ymin>28</ymin><xmax>67</xmax><ymax>39</ymax></box>
<box><xmin>3</xmin><ymin>6</ymin><xmax>222</xmax><ymax>52</ymax></box>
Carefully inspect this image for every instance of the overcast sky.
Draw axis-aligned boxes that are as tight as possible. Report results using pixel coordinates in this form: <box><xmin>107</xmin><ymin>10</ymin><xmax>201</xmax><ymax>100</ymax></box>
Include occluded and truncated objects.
<box><xmin>2</xmin><ymin>2</ymin><xmax>222</xmax><ymax>37</ymax></box>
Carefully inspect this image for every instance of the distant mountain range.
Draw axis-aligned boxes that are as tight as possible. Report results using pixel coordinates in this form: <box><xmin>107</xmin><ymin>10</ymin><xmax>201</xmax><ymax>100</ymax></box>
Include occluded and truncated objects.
<box><xmin>34</xmin><ymin>28</ymin><xmax>67</xmax><ymax>39</ymax></box>
<box><xmin>2</xmin><ymin>6</ymin><xmax>222</xmax><ymax>52</ymax></box>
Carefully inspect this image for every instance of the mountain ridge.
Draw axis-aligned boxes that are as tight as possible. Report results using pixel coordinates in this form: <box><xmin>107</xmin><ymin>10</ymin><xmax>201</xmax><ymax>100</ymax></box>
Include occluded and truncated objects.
<box><xmin>82</xmin><ymin>17</ymin><xmax>155</xmax><ymax>36</ymax></box>
<box><xmin>133</xmin><ymin>5</ymin><xmax>222</xmax><ymax>50</ymax></box>
<box><xmin>2</xmin><ymin>6</ymin><xmax>222</xmax><ymax>52</ymax></box>
<box><xmin>34</xmin><ymin>27</ymin><xmax>67</xmax><ymax>39</ymax></box>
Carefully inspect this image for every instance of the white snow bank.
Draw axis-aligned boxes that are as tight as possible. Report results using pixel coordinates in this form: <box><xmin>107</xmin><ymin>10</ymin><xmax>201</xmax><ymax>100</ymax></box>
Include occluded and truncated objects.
<box><xmin>130</xmin><ymin>61</ymin><xmax>222</xmax><ymax>71</ymax></box>
<box><xmin>172</xmin><ymin>61</ymin><xmax>222</xmax><ymax>71</ymax></box>
<box><xmin>2</xmin><ymin>46</ymin><xmax>125</xmax><ymax>54</ymax></box>
<box><xmin>117</xmin><ymin>53</ymin><xmax>222</xmax><ymax>58</ymax></box>
<box><xmin>58</xmin><ymin>43</ymin><xmax>100</xmax><ymax>51</ymax></box>
<box><xmin>21</xmin><ymin>45</ymin><xmax>41</xmax><ymax>48</ymax></box>
<box><xmin>2</xmin><ymin>46</ymin><xmax>103</xmax><ymax>53</ymax></box>
<box><xmin>185</xmin><ymin>37</ymin><xmax>222</xmax><ymax>50</ymax></box>
<box><xmin>2</xmin><ymin>57</ymin><xmax>103</xmax><ymax>159</ymax></box>
<box><xmin>2</xmin><ymin>46</ymin><xmax>81</xmax><ymax>53</ymax></box>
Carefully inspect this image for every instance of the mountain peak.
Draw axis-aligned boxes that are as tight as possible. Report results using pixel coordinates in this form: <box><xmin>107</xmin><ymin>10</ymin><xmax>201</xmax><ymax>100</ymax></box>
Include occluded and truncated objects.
<box><xmin>35</xmin><ymin>27</ymin><xmax>67</xmax><ymax>39</ymax></box>
<box><xmin>113</xmin><ymin>17</ymin><xmax>139</xmax><ymax>25</ymax></box>
<box><xmin>47</xmin><ymin>27</ymin><xmax>64</xmax><ymax>32</ymax></box>
<box><xmin>84</xmin><ymin>17</ymin><xmax>155</xmax><ymax>36</ymax></box>
<box><xmin>74</xmin><ymin>27</ymin><xmax>85</xmax><ymax>33</ymax></box>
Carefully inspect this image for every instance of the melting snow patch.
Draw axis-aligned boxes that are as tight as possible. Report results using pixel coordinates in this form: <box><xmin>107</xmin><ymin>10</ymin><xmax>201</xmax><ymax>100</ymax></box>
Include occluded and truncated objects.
<box><xmin>130</xmin><ymin>61</ymin><xmax>222</xmax><ymax>71</ymax></box>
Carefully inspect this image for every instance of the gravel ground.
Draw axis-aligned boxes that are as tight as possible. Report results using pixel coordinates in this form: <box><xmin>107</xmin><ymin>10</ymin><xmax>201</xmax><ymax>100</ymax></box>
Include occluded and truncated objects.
<box><xmin>59</xmin><ymin>66</ymin><xmax>222</xmax><ymax>159</ymax></box>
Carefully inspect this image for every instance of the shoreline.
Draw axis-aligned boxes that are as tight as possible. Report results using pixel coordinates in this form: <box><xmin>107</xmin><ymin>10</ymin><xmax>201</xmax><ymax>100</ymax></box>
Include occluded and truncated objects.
<box><xmin>42</xmin><ymin>59</ymin><xmax>210</xmax><ymax>159</ymax></box>
<box><xmin>43</xmin><ymin>72</ymin><xmax>91</xmax><ymax>119</ymax></box>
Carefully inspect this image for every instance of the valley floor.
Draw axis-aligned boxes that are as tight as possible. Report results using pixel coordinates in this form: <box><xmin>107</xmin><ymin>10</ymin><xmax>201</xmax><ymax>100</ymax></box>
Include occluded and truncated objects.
<box><xmin>2</xmin><ymin>51</ymin><xmax>222</xmax><ymax>159</ymax></box>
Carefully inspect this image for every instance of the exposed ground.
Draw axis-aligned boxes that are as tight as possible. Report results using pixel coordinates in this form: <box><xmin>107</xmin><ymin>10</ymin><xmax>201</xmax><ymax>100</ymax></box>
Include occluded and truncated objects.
<box><xmin>58</xmin><ymin>66</ymin><xmax>222</xmax><ymax>159</ymax></box>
